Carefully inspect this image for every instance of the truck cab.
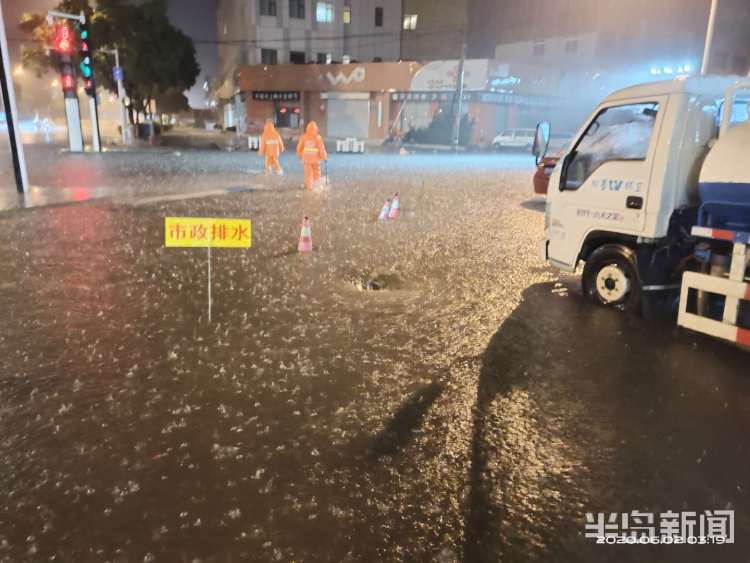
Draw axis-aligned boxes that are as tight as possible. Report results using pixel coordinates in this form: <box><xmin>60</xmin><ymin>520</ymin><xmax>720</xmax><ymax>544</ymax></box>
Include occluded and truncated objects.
<box><xmin>539</xmin><ymin>75</ymin><xmax>749</xmax><ymax>310</ymax></box>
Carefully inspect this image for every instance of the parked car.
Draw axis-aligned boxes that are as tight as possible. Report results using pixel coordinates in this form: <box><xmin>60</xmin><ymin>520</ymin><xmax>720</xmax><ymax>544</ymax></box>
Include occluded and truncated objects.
<box><xmin>533</xmin><ymin>155</ymin><xmax>560</xmax><ymax>194</ymax></box>
<box><xmin>492</xmin><ymin>128</ymin><xmax>536</xmax><ymax>151</ymax></box>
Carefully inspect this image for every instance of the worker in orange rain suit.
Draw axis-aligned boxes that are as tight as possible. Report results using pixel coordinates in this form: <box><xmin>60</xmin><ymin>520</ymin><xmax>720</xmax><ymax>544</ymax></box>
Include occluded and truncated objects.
<box><xmin>259</xmin><ymin>121</ymin><xmax>285</xmax><ymax>175</ymax></box>
<box><xmin>296</xmin><ymin>121</ymin><xmax>328</xmax><ymax>191</ymax></box>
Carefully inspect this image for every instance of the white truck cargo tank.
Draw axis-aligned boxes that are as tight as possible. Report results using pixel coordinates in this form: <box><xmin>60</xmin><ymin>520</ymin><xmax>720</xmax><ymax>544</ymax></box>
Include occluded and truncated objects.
<box><xmin>698</xmin><ymin>120</ymin><xmax>750</xmax><ymax>230</ymax></box>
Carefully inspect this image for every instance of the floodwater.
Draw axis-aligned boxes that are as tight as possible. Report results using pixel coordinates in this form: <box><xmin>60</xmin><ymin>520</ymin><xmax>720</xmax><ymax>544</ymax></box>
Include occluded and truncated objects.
<box><xmin>0</xmin><ymin>151</ymin><xmax>747</xmax><ymax>562</ymax></box>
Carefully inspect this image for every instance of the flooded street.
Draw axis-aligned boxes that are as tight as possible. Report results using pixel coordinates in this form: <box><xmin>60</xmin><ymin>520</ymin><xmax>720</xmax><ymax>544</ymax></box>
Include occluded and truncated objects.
<box><xmin>0</xmin><ymin>151</ymin><xmax>747</xmax><ymax>562</ymax></box>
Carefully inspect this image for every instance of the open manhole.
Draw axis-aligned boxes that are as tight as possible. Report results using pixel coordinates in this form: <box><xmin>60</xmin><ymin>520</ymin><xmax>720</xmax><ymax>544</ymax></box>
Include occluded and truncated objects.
<box><xmin>350</xmin><ymin>273</ymin><xmax>403</xmax><ymax>292</ymax></box>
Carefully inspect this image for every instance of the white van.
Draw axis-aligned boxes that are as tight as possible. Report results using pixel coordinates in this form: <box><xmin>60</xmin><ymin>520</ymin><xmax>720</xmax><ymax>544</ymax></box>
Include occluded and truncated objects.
<box><xmin>492</xmin><ymin>128</ymin><xmax>536</xmax><ymax>151</ymax></box>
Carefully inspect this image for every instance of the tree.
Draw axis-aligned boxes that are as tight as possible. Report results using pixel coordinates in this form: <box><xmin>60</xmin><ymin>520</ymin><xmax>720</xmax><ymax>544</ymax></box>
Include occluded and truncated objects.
<box><xmin>20</xmin><ymin>0</ymin><xmax>200</xmax><ymax>124</ymax></box>
<box><xmin>155</xmin><ymin>88</ymin><xmax>191</xmax><ymax>115</ymax></box>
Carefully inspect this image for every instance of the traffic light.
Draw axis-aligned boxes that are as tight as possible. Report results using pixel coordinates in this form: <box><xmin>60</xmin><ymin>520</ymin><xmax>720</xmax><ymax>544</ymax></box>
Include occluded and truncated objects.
<box><xmin>53</xmin><ymin>23</ymin><xmax>75</xmax><ymax>54</ymax></box>
<box><xmin>53</xmin><ymin>23</ymin><xmax>78</xmax><ymax>99</ymax></box>
<box><xmin>77</xmin><ymin>21</ymin><xmax>96</xmax><ymax>97</ymax></box>
<box><xmin>58</xmin><ymin>59</ymin><xmax>77</xmax><ymax>99</ymax></box>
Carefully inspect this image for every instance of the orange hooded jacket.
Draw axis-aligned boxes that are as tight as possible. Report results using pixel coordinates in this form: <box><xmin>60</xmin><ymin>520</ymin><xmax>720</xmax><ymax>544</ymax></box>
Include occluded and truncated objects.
<box><xmin>259</xmin><ymin>122</ymin><xmax>284</xmax><ymax>158</ymax></box>
<box><xmin>296</xmin><ymin>121</ymin><xmax>328</xmax><ymax>164</ymax></box>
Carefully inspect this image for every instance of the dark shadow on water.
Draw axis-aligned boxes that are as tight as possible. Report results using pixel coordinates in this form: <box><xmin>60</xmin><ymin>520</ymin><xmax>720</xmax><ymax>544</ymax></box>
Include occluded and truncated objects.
<box><xmin>463</xmin><ymin>281</ymin><xmax>750</xmax><ymax>563</ymax></box>
<box><xmin>367</xmin><ymin>382</ymin><xmax>443</xmax><ymax>461</ymax></box>
<box><xmin>225</xmin><ymin>186</ymin><xmax>259</xmax><ymax>194</ymax></box>
<box><xmin>520</xmin><ymin>198</ymin><xmax>546</xmax><ymax>212</ymax></box>
<box><xmin>269</xmin><ymin>248</ymin><xmax>321</xmax><ymax>259</ymax></box>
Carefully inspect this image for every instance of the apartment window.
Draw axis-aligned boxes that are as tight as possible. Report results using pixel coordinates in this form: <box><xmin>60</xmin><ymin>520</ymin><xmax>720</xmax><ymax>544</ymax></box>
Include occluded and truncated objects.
<box><xmin>261</xmin><ymin>48</ymin><xmax>278</xmax><ymax>65</ymax></box>
<box><xmin>343</xmin><ymin>5</ymin><xmax>351</xmax><ymax>24</ymax></box>
<box><xmin>290</xmin><ymin>50</ymin><xmax>306</xmax><ymax>64</ymax></box>
<box><xmin>316</xmin><ymin>2</ymin><xmax>334</xmax><ymax>22</ymax></box>
<box><xmin>259</xmin><ymin>0</ymin><xmax>277</xmax><ymax>16</ymax></box>
<box><xmin>241</xmin><ymin>46</ymin><xmax>251</xmax><ymax>64</ymax></box>
<box><xmin>533</xmin><ymin>42</ymin><xmax>545</xmax><ymax>56</ymax></box>
<box><xmin>402</xmin><ymin>14</ymin><xmax>417</xmax><ymax>30</ymax></box>
<box><xmin>565</xmin><ymin>39</ymin><xmax>578</xmax><ymax>53</ymax></box>
<box><xmin>375</xmin><ymin>6</ymin><xmax>383</xmax><ymax>27</ymax></box>
<box><xmin>289</xmin><ymin>0</ymin><xmax>305</xmax><ymax>19</ymax></box>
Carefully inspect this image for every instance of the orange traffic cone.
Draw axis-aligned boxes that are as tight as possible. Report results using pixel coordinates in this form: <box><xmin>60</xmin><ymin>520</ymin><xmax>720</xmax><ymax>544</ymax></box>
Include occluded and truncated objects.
<box><xmin>298</xmin><ymin>216</ymin><xmax>313</xmax><ymax>252</ymax></box>
<box><xmin>388</xmin><ymin>193</ymin><xmax>400</xmax><ymax>219</ymax></box>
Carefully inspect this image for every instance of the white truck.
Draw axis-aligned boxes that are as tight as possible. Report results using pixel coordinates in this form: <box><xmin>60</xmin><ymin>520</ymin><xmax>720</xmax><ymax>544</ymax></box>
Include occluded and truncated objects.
<box><xmin>535</xmin><ymin>75</ymin><xmax>750</xmax><ymax>346</ymax></box>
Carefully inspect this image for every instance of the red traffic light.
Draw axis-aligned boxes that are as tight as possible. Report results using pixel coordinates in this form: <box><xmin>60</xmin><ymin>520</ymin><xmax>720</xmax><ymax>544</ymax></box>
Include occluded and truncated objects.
<box><xmin>54</xmin><ymin>24</ymin><xmax>75</xmax><ymax>54</ymax></box>
<box><xmin>62</xmin><ymin>74</ymin><xmax>76</xmax><ymax>90</ymax></box>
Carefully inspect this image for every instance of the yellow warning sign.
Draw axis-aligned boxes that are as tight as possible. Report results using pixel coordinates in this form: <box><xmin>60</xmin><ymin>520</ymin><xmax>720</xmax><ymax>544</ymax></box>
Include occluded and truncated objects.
<box><xmin>165</xmin><ymin>217</ymin><xmax>252</xmax><ymax>248</ymax></box>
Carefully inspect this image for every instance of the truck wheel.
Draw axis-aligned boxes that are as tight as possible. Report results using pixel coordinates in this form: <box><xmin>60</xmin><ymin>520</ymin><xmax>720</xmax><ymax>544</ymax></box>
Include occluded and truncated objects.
<box><xmin>582</xmin><ymin>244</ymin><xmax>641</xmax><ymax>312</ymax></box>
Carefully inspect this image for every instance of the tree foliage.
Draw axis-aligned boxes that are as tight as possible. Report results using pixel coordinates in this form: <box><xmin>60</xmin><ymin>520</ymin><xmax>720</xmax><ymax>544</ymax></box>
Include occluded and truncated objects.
<box><xmin>20</xmin><ymin>0</ymin><xmax>200</xmax><ymax>123</ymax></box>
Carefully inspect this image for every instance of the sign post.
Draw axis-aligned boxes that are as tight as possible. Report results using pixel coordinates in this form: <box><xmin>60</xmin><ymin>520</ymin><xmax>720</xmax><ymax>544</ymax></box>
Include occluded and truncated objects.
<box><xmin>165</xmin><ymin>217</ymin><xmax>252</xmax><ymax>322</ymax></box>
<box><xmin>207</xmin><ymin>245</ymin><xmax>212</xmax><ymax>322</ymax></box>
<box><xmin>106</xmin><ymin>47</ymin><xmax>131</xmax><ymax>144</ymax></box>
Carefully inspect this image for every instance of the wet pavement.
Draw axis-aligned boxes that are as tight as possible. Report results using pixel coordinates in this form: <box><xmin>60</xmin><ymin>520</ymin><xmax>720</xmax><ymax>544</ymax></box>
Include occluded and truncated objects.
<box><xmin>0</xmin><ymin>150</ymin><xmax>748</xmax><ymax>562</ymax></box>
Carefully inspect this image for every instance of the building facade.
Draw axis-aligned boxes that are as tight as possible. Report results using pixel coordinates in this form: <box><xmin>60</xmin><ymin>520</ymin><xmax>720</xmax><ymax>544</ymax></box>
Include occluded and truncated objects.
<box><xmin>215</xmin><ymin>0</ymin><xmax>403</xmax><ymax>126</ymax></box>
<box><xmin>400</xmin><ymin>0</ymin><xmax>467</xmax><ymax>61</ymax></box>
<box><xmin>468</xmin><ymin>0</ymin><xmax>750</xmax><ymax>76</ymax></box>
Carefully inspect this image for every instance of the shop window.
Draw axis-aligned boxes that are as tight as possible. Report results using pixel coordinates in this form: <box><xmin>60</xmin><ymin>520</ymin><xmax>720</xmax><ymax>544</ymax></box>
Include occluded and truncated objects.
<box><xmin>317</xmin><ymin>52</ymin><xmax>328</xmax><ymax>63</ymax></box>
<box><xmin>289</xmin><ymin>0</ymin><xmax>305</xmax><ymax>19</ymax></box>
<box><xmin>259</xmin><ymin>0</ymin><xmax>277</xmax><ymax>17</ymax></box>
<box><xmin>316</xmin><ymin>2</ymin><xmax>334</xmax><ymax>23</ymax></box>
<box><xmin>343</xmin><ymin>5</ymin><xmax>351</xmax><ymax>24</ymax></box>
<box><xmin>375</xmin><ymin>7</ymin><xmax>383</xmax><ymax>27</ymax></box>
<box><xmin>261</xmin><ymin>48</ymin><xmax>278</xmax><ymax>65</ymax></box>
<box><xmin>276</xmin><ymin>106</ymin><xmax>300</xmax><ymax>129</ymax></box>
<box><xmin>402</xmin><ymin>14</ymin><xmax>417</xmax><ymax>31</ymax></box>
<box><xmin>290</xmin><ymin>51</ymin><xmax>306</xmax><ymax>64</ymax></box>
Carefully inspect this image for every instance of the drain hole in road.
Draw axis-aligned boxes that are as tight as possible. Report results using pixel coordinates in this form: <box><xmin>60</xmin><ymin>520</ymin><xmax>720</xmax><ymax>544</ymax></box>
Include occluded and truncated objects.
<box><xmin>350</xmin><ymin>273</ymin><xmax>403</xmax><ymax>292</ymax></box>
<box><xmin>363</xmin><ymin>278</ymin><xmax>385</xmax><ymax>291</ymax></box>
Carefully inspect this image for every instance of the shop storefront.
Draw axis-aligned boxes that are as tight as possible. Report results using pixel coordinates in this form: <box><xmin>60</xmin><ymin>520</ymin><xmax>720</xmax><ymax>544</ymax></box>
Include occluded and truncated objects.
<box><xmin>236</xmin><ymin>59</ymin><xmax>564</xmax><ymax>147</ymax></box>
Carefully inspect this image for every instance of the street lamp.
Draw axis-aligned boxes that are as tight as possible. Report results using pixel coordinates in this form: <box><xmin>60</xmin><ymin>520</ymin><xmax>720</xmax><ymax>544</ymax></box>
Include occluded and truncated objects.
<box><xmin>13</xmin><ymin>65</ymin><xmax>23</xmax><ymax>77</ymax></box>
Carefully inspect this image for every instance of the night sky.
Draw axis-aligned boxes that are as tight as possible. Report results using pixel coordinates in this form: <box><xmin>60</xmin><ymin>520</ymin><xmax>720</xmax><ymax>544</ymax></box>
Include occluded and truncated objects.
<box><xmin>167</xmin><ymin>0</ymin><xmax>218</xmax><ymax>108</ymax></box>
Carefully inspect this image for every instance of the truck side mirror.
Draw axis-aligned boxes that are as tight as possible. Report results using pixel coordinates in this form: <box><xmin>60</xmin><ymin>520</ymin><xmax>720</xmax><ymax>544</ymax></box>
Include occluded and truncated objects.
<box><xmin>533</xmin><ymin>121</ymin><xmax>551</xmax><ymax>166</ymax></box>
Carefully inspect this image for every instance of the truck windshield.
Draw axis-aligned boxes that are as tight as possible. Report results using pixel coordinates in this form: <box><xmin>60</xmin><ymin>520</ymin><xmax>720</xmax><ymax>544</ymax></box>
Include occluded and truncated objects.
<box><xmin>565</xmin><ymin>102</ymin><xmax>659</xmax><ymax>190</ymax></box>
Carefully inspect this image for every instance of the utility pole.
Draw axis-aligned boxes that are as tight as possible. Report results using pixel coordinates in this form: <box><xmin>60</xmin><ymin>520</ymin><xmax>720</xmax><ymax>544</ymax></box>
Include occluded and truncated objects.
<box><xmin>701</xmin><ymin>0</ymin><xmax>719</xmax><ymax>75</ymax></box>
<box><xmin>451</xmin><ymin>43</ymin><xmax>467</xmax><ymax>151</ymax></box>
<box><xmin>79</xmin><ymin>12</ymin><xmax>101</xmax><ymax>152</ymax></box>
<box><xmin>0</xmin><ymin>1</ymin><xmax>29</xmax><ymax>193</ymax></box>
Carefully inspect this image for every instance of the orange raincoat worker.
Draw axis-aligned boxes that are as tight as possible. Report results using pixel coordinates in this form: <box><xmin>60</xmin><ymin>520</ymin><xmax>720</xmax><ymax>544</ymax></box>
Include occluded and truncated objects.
<box><xmin>259</xmin><ymin>121</ymin><xmax>285</xmax><ymax>175</ymax></box>
<box><xmin>296</xmin><ymin>121</ymin><xmax>328</xmax><ymax>191</ymax></box>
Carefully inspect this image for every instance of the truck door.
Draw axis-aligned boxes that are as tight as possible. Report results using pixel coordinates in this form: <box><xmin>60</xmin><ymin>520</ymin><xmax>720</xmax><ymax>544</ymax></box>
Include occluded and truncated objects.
<box><xmin>547</xmin><ymin>98</ymin><xmax>667</xmax><ymax>269</ymax></box>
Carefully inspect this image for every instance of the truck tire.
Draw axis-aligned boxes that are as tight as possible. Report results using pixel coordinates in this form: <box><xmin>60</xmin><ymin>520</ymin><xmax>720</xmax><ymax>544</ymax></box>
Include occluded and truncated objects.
<box><xmin>582</xmin><ymin>244</ymin><xmax>641</xmax><ymax>312</ymax></box>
